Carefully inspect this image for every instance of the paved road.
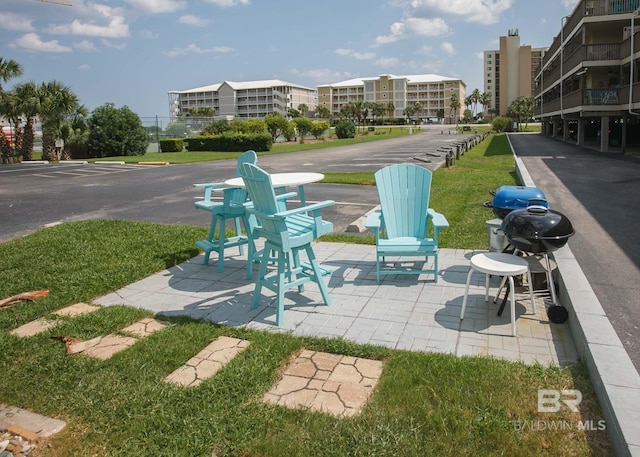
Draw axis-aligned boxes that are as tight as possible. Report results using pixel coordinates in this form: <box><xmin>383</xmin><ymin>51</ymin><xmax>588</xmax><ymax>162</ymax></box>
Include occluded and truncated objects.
<box><xmin>0</xmin><ymin>125</ymin><xmax>467</xmax><ymax>243</ymax></box>
<box><xmin>508</xmin><ymin>133</ymin><xmax>640</xmax><ymax>373</ymax></box>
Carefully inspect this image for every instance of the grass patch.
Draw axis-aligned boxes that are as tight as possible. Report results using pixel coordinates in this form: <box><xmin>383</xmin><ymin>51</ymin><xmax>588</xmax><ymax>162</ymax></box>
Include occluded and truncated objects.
<box><xmin>320</xmin><ymin>133</ymin><xmax>519</xmax><ymax>249</ymax></box>
<box><xmin>2</xmin><ymin>132</ymin><xmax>613</xmax><ymax>456</ymax></box>
<box><xmin>0</xmin><ymin>223</ymin><xmax>613</xmax><ymax>456</ymax></box>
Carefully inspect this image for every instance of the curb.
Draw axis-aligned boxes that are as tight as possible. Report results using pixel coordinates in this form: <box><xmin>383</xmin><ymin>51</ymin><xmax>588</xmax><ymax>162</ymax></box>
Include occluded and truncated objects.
<box><xmin>512</xmin><ymin>141</ymin><xmax>640</xmax><ymax>457</ymax></box>
<box><xmin>137</xmin><ymin>162</ymin><xmax>170</xmax><ymax>165</ymax></box>
<box><xmin>346</xmin><ymin>205</ymin><xmax>380</xmax><ymax>233</ymax></box>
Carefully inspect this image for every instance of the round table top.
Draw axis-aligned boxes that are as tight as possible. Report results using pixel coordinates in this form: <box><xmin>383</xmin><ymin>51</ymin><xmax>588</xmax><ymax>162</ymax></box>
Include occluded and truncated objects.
<box><xmin>470</xmin><ymin>252</ymin><xmax>529</xmax><ymax>276</ymax></box>
<box><xmin>225</xmin><ymin>172</ymin><xmax>324</xmax><ymax>188</ymax></box>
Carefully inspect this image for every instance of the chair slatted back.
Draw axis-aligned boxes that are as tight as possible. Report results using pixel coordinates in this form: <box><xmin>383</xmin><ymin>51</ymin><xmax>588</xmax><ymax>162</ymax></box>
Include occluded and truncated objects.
<box><xmin>225</xmin><ymin>150</ymin><xmax>257</xmax><ymax>210</ymax></box>
<box><xmin>239</xmin><ymin>163</ymin><xmax>291</xmax><ymax>247</ymax></box>
<box><xmin>374</xmin><ymin>163</ymin><xmax>432</xmax><ymax>239</ymax></box>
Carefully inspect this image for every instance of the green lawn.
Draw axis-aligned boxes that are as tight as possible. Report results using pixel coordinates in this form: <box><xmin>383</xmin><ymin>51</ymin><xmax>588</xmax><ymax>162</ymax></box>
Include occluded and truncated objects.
<box><xmin>0</xmin><ymin>132</ymin><xmax>614</xmax><ymax>456</ymax></box>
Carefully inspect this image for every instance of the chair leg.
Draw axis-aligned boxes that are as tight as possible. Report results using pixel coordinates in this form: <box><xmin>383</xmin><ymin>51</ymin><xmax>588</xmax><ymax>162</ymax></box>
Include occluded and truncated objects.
<box><xmin>276</xmin><ymin>250</ymin><xmax>286</xmax><ymax>326</ymax></box>
<box><xmin>252</xmin><ymin>243</ymin><xmax>271</xmax><ymax>310</ymax></box>
<box><xmin>243</xmin><ymin>214</ymin><xmax>256</xmax><ymax>280</ymax></box>
<box><xmin>233</xmin><ymin>217</ymin><xmax>244</xmax><ymax>256</ymax></box>
<box><xmin>217</xmin><ymin>216</ymin><xmax>227</xmax><ymax>273</ymax></box>
<box><xmin>508</xmin><ymin>276</ymin><xmax>517</xmax><ymax>336</ymax></box>
<box><xmin>203</xmin><ymin>215</ymin><xmax>219</xmax><ymax>265</ymax></box>
<box><xmin>460</xmin><ymin>267</ymin><xmax>474</xmax><ymax>319</ymax></box>
<box><xmin>526</xmin><ymin>269</ymin><xmax>536</xmax><ymax>314</ymax></box>
<box><xmin>434</xmin><ymin>253</ymin><xmax>439</xmax><ymax>283</ymax></box>
<box><xmin>305</xmin><ymin>244</ymin><xmax>331</xmax><ymax>306</ymax></box>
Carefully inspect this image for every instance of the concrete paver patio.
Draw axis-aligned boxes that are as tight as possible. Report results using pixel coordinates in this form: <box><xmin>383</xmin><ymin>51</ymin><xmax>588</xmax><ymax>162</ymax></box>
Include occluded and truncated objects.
<box><xmin>93</xmin><ymin>241</ymin><xmax>577</xmax><ymax>368</ymax></box>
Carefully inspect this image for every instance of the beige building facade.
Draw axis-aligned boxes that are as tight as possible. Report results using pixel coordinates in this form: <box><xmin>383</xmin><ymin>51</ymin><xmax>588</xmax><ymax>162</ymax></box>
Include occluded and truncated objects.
<box><xmin>484</xmin><ymin>30</ymin><xmax>546</xmax><ymax>116</ymax></box>
<box><xmin>167</xmin><ymin>79</ymin><xmax>317</xmax><ymax>121</ymax></box>
<box><xmin>317</xmin><ymin>74</ymin><xmax>466</xmax><ymax>123</ymax></box>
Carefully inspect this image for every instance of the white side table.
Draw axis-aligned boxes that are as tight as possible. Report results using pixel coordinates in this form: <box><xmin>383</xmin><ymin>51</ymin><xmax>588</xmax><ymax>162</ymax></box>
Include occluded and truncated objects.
<box><xmin>460</xmin><ymin>252</ymin><xmax>535</xmax><ymax>336</ymax></box>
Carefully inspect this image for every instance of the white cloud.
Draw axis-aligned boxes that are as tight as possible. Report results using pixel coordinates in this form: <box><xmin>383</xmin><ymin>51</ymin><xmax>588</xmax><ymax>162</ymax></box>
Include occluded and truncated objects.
<box><xmin>409</xmin><ymin>0</ymin><xmax>514</xmax><ymax>24</ymax></box>
<box><xmin>561</xmin><ymin>0</ymin><xmax>580</xmax><ymax>9</ymax></box>
<box><xmin>334</xmin><ymin>48</ymin><xmax>375</xmax><ymax>60</ymax></box>
<box><xmin>122</xmin><ymin>0</ymin><xmax>186</xmax><ymax>13</ymax></box>
<box><xmin>10</xmin><ymin>33</ymin><xmax>72</xmax><ymax>53</ymax></box>
<box><xmin>0</xmin><ymin>13</ymin><xmax>35</xmax><ymax>32</ymax></box>
<box><xmin>166</xmin><ymin>43</ymin><xmax>234</xmax><ymax>57</ymax></box>
<box><xmin>200</xmin><ymin>0</ymin><xmax>250</xmax><ymax>6</ymax></box>
<box><xmin>441</xmin><ymin>41</ymin><xmax>456</xmax><ymax>55</ymax></box>
<box><xmin>179</xmin><ymin>15</ymin><xmax>210</xmax><ymax>27</ymax></box>
<box><xmin>45</xmin><ymin>4</ymin><xmax>129</xmax><ymax>38</ymax></box>
<box><xmin>74</xmin><ymin>40</ymin><xmax>98</xmax><ymax>52</ymax></box>
<box><xmin>78</xmin><ymin>64</ymin><xmax>90</xmax><ymax>71</ymax></box>
<box><xmin>290</xmin><ymin>68</ymin><xmax>357</xmax><ymax>85</ymax></box>
<box><xmin>101</xmin><ymin>39</ymin><xmax>127</xmax><ymax>50</ymax></box>
<box><xmin>375</xmin><ymin>57</ymin><xmax>400</xmax><ymax>67</ymax></box>
<box><xmin>374</xmin><ymin>17</ymin><xmax>449</xmax><ymax>46</ymax></box>
<box><xmin>140</xmin><ymin>30</ymin><xmax>159</xmax><ymax>39</ymax></box>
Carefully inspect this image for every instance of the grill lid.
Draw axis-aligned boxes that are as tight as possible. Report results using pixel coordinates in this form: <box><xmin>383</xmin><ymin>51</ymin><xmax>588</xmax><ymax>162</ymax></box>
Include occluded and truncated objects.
<box><xmin>501</xmin><ymin>205</ymin><xmax>575</xmax><ymax>253</ymax></box>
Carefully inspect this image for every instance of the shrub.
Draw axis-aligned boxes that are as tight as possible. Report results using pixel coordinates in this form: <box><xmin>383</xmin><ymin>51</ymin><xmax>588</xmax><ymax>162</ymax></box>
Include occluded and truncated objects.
<box><xmin>491</xmin><ymin>116</ymin><xmax>511</xmax><ymax>133</ymax></box>
<box><xmin>159</xmin><ymin>138</ymin><xmax>183</xmax><ymax>152</ymax></box>
<box><xmin>310</xmin><ymin>120</ymin><xmax>330</xmax><ymax>140</ymax></box>
<box><xmin>185</xmin><ymin>133</ymin><xmax>272</xmax><ymax>152</ymax></box>
<box><xmin>87</xmin><ymin>103</ymin><xmax>149</xmax><ymax>157</ymax></box>
<box><xmin>335</xmin><ymin>119</ymin><xmax>356</xmax><ymax>139</ymax></box>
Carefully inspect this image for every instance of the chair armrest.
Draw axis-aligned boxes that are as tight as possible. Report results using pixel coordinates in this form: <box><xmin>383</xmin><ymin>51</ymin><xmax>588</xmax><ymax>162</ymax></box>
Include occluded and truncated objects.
<box><xmin>193</xmin><ymin>182</ymin><xmax>225</xmax><ymax>202</ymax></box>
<box><xmin>428</xmin><ymin>209</ymin><xmax>449</xmax><ymax>228</ymax></box>
<box><xmin>365</xmin><ymin>211</ymin><xmax>381</xmax><ymax>232</ymax></box>
<box><xmin>275</xmin><ymin>200</ymin><xmax>335</xmax><ymax>218</ymax></box>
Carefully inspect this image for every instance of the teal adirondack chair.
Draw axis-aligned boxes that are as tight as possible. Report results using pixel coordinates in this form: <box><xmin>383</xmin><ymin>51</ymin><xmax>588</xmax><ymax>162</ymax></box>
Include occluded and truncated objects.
<box><xmin>193</xmin><ymin>150</ymin><xmax>257</xmax><ymax>274</ymax></box>
<box><xmin>365</xmin><ymin>163</ymin><xmax>449</xmax><ymax>282</ymax></box>
<box><xmin>239</xmin><ymin>163</ymin><xmax>334</xmax><ymax>326</ymax></box>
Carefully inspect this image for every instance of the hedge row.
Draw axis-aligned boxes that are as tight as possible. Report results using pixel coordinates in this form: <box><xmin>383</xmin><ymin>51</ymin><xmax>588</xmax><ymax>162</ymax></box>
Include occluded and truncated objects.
<box><xmin>186</xmin><ymin>133</ymin><xmax>272</xmax><ymax>152</ymax></box>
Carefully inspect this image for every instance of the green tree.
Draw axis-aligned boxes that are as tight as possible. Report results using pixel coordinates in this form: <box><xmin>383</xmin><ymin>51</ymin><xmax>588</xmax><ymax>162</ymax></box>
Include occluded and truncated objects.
<box><xmin>316</xmin><ymin>105</ymin><xmax>331</xmax><ymax>120</ymax></box>
<box><xmin>508</xmin><ymin>96</ymin><xmax>535</xmax><ymax>131</ymax></box>
<box><xmin>491</xmin><ymin>116</ymin><xmax>511</xmax><ymax>133</ymax></box>
<box><xmin>310</xmin><ymin>120</ymin><xmax>330</xmax><ymax>139</ymax></box>
<box><xmin>264</xmin><ymin>113</ymin><xmax>290</xmax><ymax>142</ymax></box>
<box><xmin>165</xmin><ymin>122</ymin><xmax>188</xmax><ymax>138</ymax></box>
<box><xmin>449</xmin><ymin>93</ymin><xmax>461</xmax><ymax>124</ymax></box>
<box><xmin>403</xmin><ymin>101</ymin><xmax>422</xmax><ymax>125</ymax></box>
<box><xmin>38</xmin><ymin>80</ymin><xmax>81</xmax><ymax>161</ymax></box>
<box><xmin>297</xmin><ymin>104</ymin><xmax>308</xmax><ymax>117</ymax></box>
<box><xmin>12</xmin><ymin>82</ymin><xmax>41</xmax><ymax>160</ymax></box>
<box><xmin>0</xmin><ymin>57</ymin><xmax>22</xmax><ymax>93</ymax></box>
<box><xmin>471</xmin><ymin>88</ymin><xmax>481</xmax><ymax>118</ymax></box>
<box><xmin>292</xmin><ymin>116</ymin><xmax>313</xmax><ymax>143</ymax></box>
<box><xmin>480</xmin><ymin>91</ymin><xmax>492</xmax><ymax>119</ymax></box>
<box><xmin>335</xmin><ymin>119</ymin><xmax>356</xmax><ymax>139</ymax></box>
<box><xmin>385</xmin><ymin>102</ymin><xmax>395</xmax><ymax>124</ymax></box>
<box><xmin>201</xmin><ymin>119</ymin><xmax>230</xmax><ymax>135</ymax></box>
<box><xmin>87</xmin><ymin>103</ymin><xmax>149</xmax><ymax>157</ymax></box>
<box><xmin>436</xmin><ymin>108</ymin><xmax>445</xmax><ymax>123</ymax></box>
<box><xmin>371</xmin><ymin>102</ymin><xmax>386</xmax><ymax>125</ymax></box>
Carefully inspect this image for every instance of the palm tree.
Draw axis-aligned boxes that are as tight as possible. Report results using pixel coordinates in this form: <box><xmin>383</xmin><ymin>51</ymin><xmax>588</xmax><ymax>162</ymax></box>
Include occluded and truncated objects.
<box><xmin>0</xmin><ymin>57</ymin><xmax>23</xmax><ymax>94</ymax></box>
<box><xmin>0</xmin><ymin>57</ymin><xmax>23</xmax><ymax>160</ymax></box>
<box><xmin>297</xmin><ymin>103</ymin><xmax>308</xmax><ymax>117</ymax></box>
<box><xmin>11</xmin><ymin>81</ymin><xmax>40</xmax><ymax>160</ymax></box>
<box><xmin>385</xmin><ymin>102</ymin><xmax>395</xmax><ymax>124</ymax></box>
<box><xmin>480</xmin><ymin>91</ymin><xmax>492</xmax><ymax>119</ymax></box>
<box><xmin>471</xmin><ymin>88</ymin><xmax>481</xmax><ymax>118</ymax></box>
<box><xmin>449</xmin><ymin>93</ymin><xmax>461</xmax><ymax>124</ymax></box>
<box><xmin>38</xmin><ymin>80</ymin><xmax>80</xmax><ymax>161</ymax></box>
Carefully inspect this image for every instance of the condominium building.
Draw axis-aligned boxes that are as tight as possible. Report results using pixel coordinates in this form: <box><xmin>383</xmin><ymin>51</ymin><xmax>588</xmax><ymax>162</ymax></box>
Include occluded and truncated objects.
<box><xmin>484</xmin><ymin>29</ymin><xmax>546</xmax><ymax>116</ymax></box>
<box><xmin>535</xmin><ymin>0</ymin><xmax>640</xmax><ymax>151</ymax></box>
<box><xmin>317</xmin><ymin>74</ymin><xmax>466</xmax><ymax>123</ymax></box>
<box><xmin>167</xmin><ymin>79</ymin><xmax>317</xmax><ymax>122</ymax></box>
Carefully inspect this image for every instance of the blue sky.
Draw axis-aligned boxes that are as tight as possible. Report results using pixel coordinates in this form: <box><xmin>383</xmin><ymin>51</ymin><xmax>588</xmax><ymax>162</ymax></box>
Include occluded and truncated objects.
<box><xmin>1</xmin><ymin>0</ymin><xmax>581</xmax><ymax>120</ymax></box>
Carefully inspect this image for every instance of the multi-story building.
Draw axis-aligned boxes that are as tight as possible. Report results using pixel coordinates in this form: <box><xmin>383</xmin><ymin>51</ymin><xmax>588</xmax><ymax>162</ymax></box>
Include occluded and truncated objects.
<box><xmin>167</xmin><ymin>79</ymin><xmax>317</xmax><ymax>122</ymax></box>
<box><xmin>317</xmin><ymin>74</ymin><xmax>466</xmax><ymax>123</ymax></box>
<box><xmin>535</xmin><ymin>0</ymin><xmax>640</xmax><ymax>151</ymax></box>
<box><xmin>484</xmin><ymin>29</ymin><xmax>547</xmax><ymax>117</ymax></box>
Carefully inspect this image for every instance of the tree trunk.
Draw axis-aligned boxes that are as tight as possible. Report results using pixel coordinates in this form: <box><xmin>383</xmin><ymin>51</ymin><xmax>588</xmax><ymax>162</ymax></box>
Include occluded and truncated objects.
<box><xmin>21</xmin><ymin>118</ymin><xmax>34</xmax><ymax>161</ymax></box>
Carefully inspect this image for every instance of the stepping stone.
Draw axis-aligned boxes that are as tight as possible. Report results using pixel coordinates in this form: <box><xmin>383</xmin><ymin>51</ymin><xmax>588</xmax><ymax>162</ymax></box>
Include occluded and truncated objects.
<box><xmin>164</xmin><ymin>336</ymin><xmax>250</xmax><ymax>387</ymax></box>
<box><xmin>263</xmin><ymin>350</ymin><xmax>384</xmax><ymax>417</ymax></box>
<box><xmin>65</xmin><ymin>319</ymin><xmax>168</xmax><ymax>360</ymax></box>
<box><xmin>121</xmin><ymin>318</ymin><xmax>168</xmax><ymax>338</ymax></box>
<box><xmin>10</xmin><ymin>303</ymin><xmax>101</xmax><ymax>337</ymax></box>
<box><xmin>69</xmin><ymin>335</ymin><xmax>138</xmax><ymax>360</ymax></box>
